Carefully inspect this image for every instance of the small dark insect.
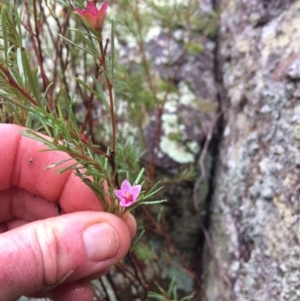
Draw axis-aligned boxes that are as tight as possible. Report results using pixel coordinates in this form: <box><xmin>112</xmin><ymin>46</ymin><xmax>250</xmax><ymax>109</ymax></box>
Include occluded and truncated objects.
<box><xmin>29</xmin><ymin>158</ymin><xmax>34</xmax><ymax>163</ymax></box>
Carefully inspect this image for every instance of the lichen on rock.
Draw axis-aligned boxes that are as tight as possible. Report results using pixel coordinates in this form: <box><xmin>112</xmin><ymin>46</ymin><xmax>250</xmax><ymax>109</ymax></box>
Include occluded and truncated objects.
<box><xmin>203</xmin><ymin>0</ymin><xmax>300</xmax><ymax>300</ymax></box>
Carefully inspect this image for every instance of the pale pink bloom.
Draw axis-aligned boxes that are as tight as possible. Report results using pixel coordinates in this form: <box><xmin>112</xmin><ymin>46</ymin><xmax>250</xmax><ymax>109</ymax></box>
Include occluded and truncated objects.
<box><xmin>114</xmin><ymin>180</ymin><xmax>141</xmax><ymax>207</ymax></box>
<box><xmin>75</xmin><ymin>1</ymin><xmax>108</xmax><ymax>31</ymax></box>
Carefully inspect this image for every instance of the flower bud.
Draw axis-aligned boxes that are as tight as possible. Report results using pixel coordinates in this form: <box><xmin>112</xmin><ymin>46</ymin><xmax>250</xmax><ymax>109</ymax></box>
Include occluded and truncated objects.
<box><xmin>75</xmin><ymin>1</ymin><xmax>108</xmax><ymax>32</ymax></box>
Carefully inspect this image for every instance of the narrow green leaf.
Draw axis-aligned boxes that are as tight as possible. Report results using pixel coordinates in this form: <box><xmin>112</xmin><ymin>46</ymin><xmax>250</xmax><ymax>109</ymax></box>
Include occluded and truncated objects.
<box><xmin>133</xmin><ymin>167</ymin><xmax>145</xmax><ymax>185</ymax></box>
<box><xmin>45</xmin><ymin>158</ymin><xmax>74</xmax><ymax>169</ymax></box>
<box><xmin>56</xmin><ymin>33</ymin><xmax>96</xmax><ymax>57</ymax></box>
<box><xmin>42</xmin><ymin>82</ymin><xmax>55</xmax><ymax>105</ymax></box>
<box><xmin>143</xmin><ymin>181</ymin><xmax>164</xmax><ymax>200</ymax></box>
<box><xmin>56</xmin><ymin>162</ymin><xmax>80</xmax><ymax>173</ymax></box>
<box><xmin>20</xmin><ymin>51</ymin><xmax>41</xmax><ymax>105</ymax></box>
<box><xmin>76</xmin><ymin>77</ymin><xmax>110</xmax><ymax>112</ymax></box>
<box><xmin>16</xmin><ymin>47</ymin><xmax>25</xmax><ymax>86</ymax></box>
<box><xmin>130</xmin><ymin>229</ymin><xmax>145</xmax><ymax>252</ymax></box>
<box><xmin>1</xmin><ymin>5</ymin><xmax>8</xmax><ymax>63</ymax></box>
<box><xmin>139</xmin><ymin>199</ymin><xmax>166</xmax><ymax>205</ymax></box>
<box><xmin>92</xmin><ymin>76</ymin><xmax>108</xmax><ymax>103</ymax></box>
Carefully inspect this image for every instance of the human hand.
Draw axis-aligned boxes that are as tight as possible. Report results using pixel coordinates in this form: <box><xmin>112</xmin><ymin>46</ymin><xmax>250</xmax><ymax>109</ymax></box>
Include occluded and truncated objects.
<box><xmin>0</xmin><ymin>124</ymin><xmax>136</xmax><ymax>301</ymax></box>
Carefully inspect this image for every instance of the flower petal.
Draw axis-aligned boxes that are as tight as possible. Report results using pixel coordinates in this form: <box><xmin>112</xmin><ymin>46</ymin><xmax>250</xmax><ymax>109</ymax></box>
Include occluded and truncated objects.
<box><xmin>131</xmin><ymin>185</ymin><xmax>142</xmax><ymax>200</ymax></box>
<box><xmin>114</xmin><ymin>189</ymin><xmax>125</xmax><ymax>201</ymax></box>
<box><xmin>86</xmin><ymin>1</ymin><xmax>99</xmax><ymax>17</ymax></box>
<box><xmin>115</xmin><ymin>180</ymin><xmax>142</xmax><ymax>208</ymax></box>
<box><xmin>95</xmin><ymin>1</ymin><xmax>108</xmax><ymax>30</ymax></box>
<box><xmin>75</xmin><ymin>8</ymin><xmax>85</xmax><ymax>16</ymax></box>
<box><xmin>120</xmin><ymin>199</ymin><xmax>134</xmax><ymax>207</ymax></box>
<box><xmin>98</xmin><ymin>1</ymin><xmax>108</xmax><ymax>17</ymax></box>
<box><xmin>83</xmin><ymin>12</ymin><xmax>97</xmax><ymax>28</ymax></box>
<box><xmin>121</xmin><ymin>179</ymin><xmax>132</xmax><ymax>191</ymax></box>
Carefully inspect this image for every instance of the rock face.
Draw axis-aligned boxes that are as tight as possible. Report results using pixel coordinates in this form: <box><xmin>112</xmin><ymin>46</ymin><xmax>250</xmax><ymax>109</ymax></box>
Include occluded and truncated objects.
<box><xmin>203</xmin><ymin>0</ymin><xmax>300</xmax><ymax>300</ymax></box>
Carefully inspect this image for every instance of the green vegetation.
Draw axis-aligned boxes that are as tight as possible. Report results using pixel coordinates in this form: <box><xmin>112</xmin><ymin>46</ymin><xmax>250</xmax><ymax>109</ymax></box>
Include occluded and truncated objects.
<box><xmin>0</xmin><ymin>0</ymin><xmax>218</xmax><ymax>299</ymax></box>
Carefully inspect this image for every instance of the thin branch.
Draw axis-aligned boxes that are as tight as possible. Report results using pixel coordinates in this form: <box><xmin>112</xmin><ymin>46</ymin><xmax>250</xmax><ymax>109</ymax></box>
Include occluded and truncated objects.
<box><xmin>0</xmin><ymin>63</ymin><xmax>39</xmax><ymax>106</ymax></box>
<box><xmin>98</xmin><ymin>38</ymin><xmax>116</xmax><ymax>152</ymax></box>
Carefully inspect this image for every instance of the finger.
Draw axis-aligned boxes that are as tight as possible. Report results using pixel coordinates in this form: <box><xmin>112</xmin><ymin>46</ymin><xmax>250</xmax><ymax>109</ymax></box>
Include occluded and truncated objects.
<box><xmin>2</xmin><ymin>219</ymin><xmax>28</xmax><ymax>232</ymax></box>
<box><xmin>5</xmin><ymin>217</ymin><xmax>136</xmax><ymax>240</ymax></box>
<box><xmin>28</xmin><ymin>281</ymin><xmax>95</xmax><ymax>301</ymax></box>
<box><xmin>0</xmin><ymin>124</ymin><xmax>103</xmax><ymax>210</ymax></box>
<box><xmin>122</xmin><ymin>212</ymin><xmax>137</xmax><ymax>240</ymax></box>
<box><xmin>0</xmin><ymin>211</ymin><xmax>131</xmax><ymax>300</ymax></box>
<box><xmin>0</xmin><ymin>196</ymin><xmax>136</xmax><ymax>241</ymax></box>
<box><xmin>3</xmin><ymin>215</ymin><xmax>136</xmax><ymax>250</ymax></box>
<box><xmin>82</xmin><ymin>268</ymin><xmax>109</xmax><ymax>281</ymax></box>
<box><xmin>58</xmin><ymin>172</ymin><xmax>103</xmax><ymax>212</ymax></box>
<box><xmin>50</xmin><ymin>281</ymin><xmax>95</xmax><ymax>301</ymax></box>
<box><xmin>0</xmin><ymin>124</ymin><xmax>73</xmax><ymax>200</ymax></box>
<box><xmin>0</xmin><ymin>125</ymin><xmax>137</xmax><ymax>238</ymax></box>
<box><xmin>0</xmin><ymin>188</ymin><xmax>60</xmax><ymax>223</ymax></box>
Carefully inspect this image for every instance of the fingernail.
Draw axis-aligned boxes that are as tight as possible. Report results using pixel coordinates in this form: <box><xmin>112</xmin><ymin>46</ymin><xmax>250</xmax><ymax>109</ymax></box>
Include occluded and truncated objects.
<box><xmin>83</xmin><ymin>223</ymin><xmax>119</xmax><ymax>261</ymax></box>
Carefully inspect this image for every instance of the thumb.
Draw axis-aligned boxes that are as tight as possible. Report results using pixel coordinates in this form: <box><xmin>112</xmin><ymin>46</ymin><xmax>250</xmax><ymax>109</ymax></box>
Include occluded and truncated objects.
<box><xmin>0</xmin><ymin>211</ymin><xmax>131</xmax><ymax>300</ymax></box>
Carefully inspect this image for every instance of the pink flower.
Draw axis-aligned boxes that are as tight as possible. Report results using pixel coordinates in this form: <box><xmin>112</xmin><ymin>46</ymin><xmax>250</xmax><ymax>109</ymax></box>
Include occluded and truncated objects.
<box><xmin>114</xmin><ymin>180</ymin><xmax>142</xmax><ymax>207</ymax></box>
<box><xmin>75</xmin><ymin>1</ymin><xmax>108</xmax><ymax>31</ymax></box>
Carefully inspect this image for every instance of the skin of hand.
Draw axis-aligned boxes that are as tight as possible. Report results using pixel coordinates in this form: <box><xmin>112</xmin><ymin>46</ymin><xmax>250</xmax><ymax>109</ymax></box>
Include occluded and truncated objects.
<box><xmin>0</xmin><ymin>124</ymin><xmax>137</xmax><ymax>301</ymax></box>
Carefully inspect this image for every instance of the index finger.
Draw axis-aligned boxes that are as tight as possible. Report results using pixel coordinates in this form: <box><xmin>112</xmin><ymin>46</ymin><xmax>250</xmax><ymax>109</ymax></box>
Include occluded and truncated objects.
<box><xmin>0</xmin><ymin>124</ymin><xmax>102</xmax><ymax>212</ymax></box>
